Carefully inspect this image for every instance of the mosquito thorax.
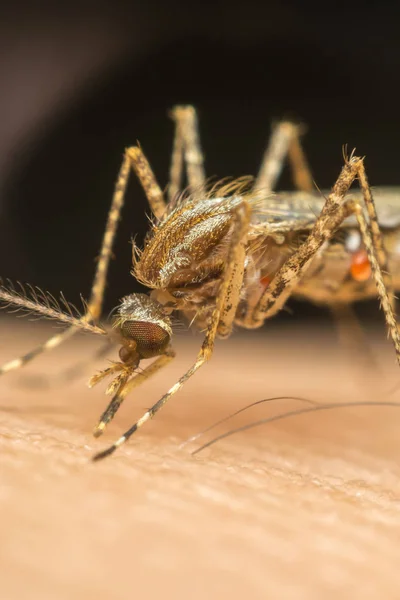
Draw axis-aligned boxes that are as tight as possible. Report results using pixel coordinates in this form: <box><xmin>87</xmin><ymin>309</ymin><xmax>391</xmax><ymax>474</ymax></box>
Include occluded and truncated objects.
<box><xmin>113</xmin><ymin>293</ymin><xmax>172</xmax><ymax>363</ymax></box>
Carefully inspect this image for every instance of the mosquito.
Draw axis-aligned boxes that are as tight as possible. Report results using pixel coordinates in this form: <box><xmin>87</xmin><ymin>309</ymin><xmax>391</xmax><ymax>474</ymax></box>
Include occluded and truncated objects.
<box><xmin>0</xmin><ymin>105</ymin><xmax>399</xmax><ymax>461</ymax></box>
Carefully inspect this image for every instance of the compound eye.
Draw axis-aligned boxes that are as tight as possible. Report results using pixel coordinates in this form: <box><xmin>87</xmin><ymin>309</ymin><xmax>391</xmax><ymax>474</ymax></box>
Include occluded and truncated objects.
<box><xmin>121</xmin><ymin>321</ymin><xmax>170</xmax><ymax>358</ymax></box>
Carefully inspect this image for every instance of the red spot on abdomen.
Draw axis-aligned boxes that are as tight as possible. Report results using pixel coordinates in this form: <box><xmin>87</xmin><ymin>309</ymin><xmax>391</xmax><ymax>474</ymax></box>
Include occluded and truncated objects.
<box><xmin>260</xmin><ymin>275</ymin><xmax>271</xmax><ymax>288</ymax></box>
<box><xmin>350</xmin><ymin>249</ymin><xmax>371</xmax><ymax>282</ymax></box>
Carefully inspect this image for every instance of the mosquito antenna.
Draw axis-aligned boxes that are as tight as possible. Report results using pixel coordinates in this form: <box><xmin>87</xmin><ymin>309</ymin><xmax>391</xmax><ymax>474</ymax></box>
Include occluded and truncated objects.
<box><xmin>0</xmin><ymin>278</ymin><xmax>106</xmax><ymax>336</ymax></box>
<box><xmin>192</xmin><ymin>400</ymin><xmax>400</xmax><ymax>455</ymax></box>
<box><xmin>181</xmin><ymin>395</ymin><xmax>317</xmax><ymax>449</ymax></box>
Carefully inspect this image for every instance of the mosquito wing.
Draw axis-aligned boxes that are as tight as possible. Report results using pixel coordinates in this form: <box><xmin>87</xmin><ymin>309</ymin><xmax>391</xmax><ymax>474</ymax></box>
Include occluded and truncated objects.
<box><xmin>257</xmin><ymin>188</ymin><xmax>400</xmax><ymax>234</ymax></box>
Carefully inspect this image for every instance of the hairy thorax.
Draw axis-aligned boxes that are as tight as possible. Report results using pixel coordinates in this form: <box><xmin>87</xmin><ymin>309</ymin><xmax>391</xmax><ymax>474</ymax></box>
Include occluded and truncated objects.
<box><xmin>134</xmin><ymin>193</ymin><xmax>245</xmax><ymax>307</ymax></box>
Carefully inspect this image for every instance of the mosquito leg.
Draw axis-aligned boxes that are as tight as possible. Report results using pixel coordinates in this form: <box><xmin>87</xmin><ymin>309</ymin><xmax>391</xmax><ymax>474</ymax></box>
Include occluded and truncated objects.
<box><xmin>255</xmin><ymin>121</ymin><xmax>312</xmax><ymax>193</ymax></box>
<box><xmin>250</xmin><ymin>155</ymin><xmax>400</xmax><ymax>365</ymax></box>
<box><xmin>252</xmin><ymin>157</ymin><xmax>364</xmax><ymax>322</ymax></box>
<box><xmin>328</xmin><ymin>158</ymin><xmax>393</xmax><ymax>383</ymax></box>
<box><xmin>168</xmin><ymin>109</ymin><xmax>185</xmax><ymax>203</ymax></box>
<box><xmin>126</xmin><ymin>146</ymin><xmax>166</xmax><ymax>220</ymax></box>
<box><xmin>355</xmin><ymin>158</ymin><xmax>395</xmax><ymax>310</ymax></box>
<box><xmin>287</xmin><ymin>127</ymin><xmax>314</xmax><ymax>192</ymax></box>
<box><xmin>93</xmin><ymin>199</ymin><xmax>251</xmax><ymax>460</ymax></box>
<box><xmin>216</xmin><ymin>205</ymin><xmax>251</xmax><ymax>338</ymax></box>
<box><xmin>86</xmin><ymin>153</ymin><xmax>132</xmax><ymax>320</ymax></box>
<box><xmin>326</xmin><ymin>157</ymin><xmax>394</xmax><ymax>384</ymax></box>
<box><xmin>347</xmin><ymin>197</ymin><xmax>400</xmax><ymax>361</ymax></box>
<box><xmin>0</xmin><ymin>154</ymin><xmax>131</xmax><ymax>376</ymax></box>
<box><xmin>168</xmin><ymin>105</ymin><xmax>206</xmax><ymax>201</ymax></box>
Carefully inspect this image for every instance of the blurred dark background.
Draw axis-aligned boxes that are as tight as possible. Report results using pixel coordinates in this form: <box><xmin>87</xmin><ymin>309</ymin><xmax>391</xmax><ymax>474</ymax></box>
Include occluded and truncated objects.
<box><xmin>1</xmin><ymin>0</ymin><xmax>400</xmax><ymax>323</ymax></box>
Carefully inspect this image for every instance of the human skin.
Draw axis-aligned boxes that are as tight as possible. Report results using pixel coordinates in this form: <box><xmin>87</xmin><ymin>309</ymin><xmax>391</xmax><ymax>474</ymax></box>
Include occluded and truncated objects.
<box><xmin>1</xmin><ymin>318</ymin><xmax>400</xmax><ymax>600</ymax></box>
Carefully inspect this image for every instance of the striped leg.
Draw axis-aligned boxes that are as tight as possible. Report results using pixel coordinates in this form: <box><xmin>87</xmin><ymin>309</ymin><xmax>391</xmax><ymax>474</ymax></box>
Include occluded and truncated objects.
<box><xmin>326</xmin><ymin>157</ymin><xmax>394</xmax><ymax>382</ymax></box>
<box><xmin>168</xmin><ymin>105</ymin><xmax>206</xmax><ymax>202</ymax></box>
<box><xmin>355</xmin><ymin>161</ymin><xmax>395</xmax><ymax>312</ymax></box>
<box><xmin>126</xmin><ymin>147</ymin><xmax>166</xmax><ymax>220</ymax></box>
<box><xmin>255</xmin><ymin>120</ymin><xmax>313</xmax><ymax>193</ymax></box>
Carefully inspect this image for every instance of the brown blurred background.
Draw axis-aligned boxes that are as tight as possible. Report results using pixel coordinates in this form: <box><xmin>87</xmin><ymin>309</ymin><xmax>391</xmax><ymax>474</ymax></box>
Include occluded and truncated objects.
<box><xmin>1</xmin><ymin>0</ymin><xmax>400</xmax><ymax>324</ymax></box>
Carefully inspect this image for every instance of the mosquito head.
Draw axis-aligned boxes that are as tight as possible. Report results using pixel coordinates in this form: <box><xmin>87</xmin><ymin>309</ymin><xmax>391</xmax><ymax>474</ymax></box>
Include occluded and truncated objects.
<box><xmin>113</xmin><ymin>294</ymin><xmax>172</xmax><ymax>366</ymax></box>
